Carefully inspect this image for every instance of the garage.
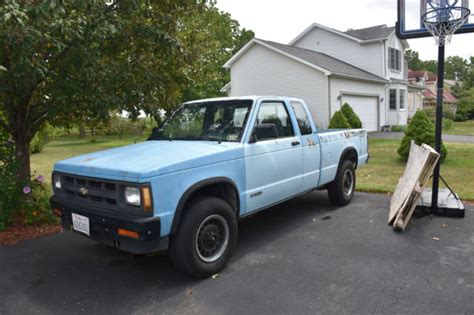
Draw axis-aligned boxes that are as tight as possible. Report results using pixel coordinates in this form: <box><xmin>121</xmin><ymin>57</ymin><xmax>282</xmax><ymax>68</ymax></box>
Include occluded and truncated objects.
<box><xmin>341</xmin><ymin>94</ymin><xmax>379</xmax><ymax>132</ymax></box>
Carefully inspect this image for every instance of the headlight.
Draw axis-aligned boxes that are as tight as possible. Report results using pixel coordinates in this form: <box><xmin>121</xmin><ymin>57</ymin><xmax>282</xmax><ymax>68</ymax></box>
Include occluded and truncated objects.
<box><xmin>53</xmin><ymin>174</ymin><xmax>62</xmax><ymax>189</ymax></box>
<box><xmin>124</xmin><ymin>187</ymin><xmax>141</xmax><ymax>206</ymax></box>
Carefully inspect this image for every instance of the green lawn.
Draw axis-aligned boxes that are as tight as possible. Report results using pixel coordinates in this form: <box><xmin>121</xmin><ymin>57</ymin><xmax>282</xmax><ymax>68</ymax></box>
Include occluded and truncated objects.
<box><xmin>31</xmin><ymin>135</ymin><xmax>146</xmax><ymax>186</ymax></box>
<box><xmin>450</xmin><ymin>120</ymin><xmax>474</xmax><ymax>136</ymax></box>
<box><xmin>357</xmin><ymin>138</ymin><xmax>474</xmax><ymax>201</ymax></box>
<box><xmin>31</xmin><ymin>135</ymin><xmax>474</xmax><ymax>201</ymax></box>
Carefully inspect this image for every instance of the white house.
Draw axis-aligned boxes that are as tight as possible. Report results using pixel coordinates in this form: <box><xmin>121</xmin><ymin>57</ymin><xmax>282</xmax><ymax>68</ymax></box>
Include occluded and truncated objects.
<box><xmin>222</xmin><ymin>24</ymin><xmax>413</xmax><ymax>131</ymax></box>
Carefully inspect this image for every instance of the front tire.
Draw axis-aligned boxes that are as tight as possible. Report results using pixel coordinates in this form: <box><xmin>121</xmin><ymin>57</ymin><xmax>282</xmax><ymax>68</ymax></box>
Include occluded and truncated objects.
<box><xmin>327</xmin><ymin>160</ymin><xmax>356</xmax><ymax>206</ymax></box>
<box><xmin>168</xmin><ymin>196</ymin><xmax>238</xmax><ymax>278</ymax></box>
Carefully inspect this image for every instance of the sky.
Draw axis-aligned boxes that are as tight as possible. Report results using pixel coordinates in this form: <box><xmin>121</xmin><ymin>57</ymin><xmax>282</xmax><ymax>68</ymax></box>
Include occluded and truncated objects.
<box><xmin>216</xmin><ymin>0</ymin><xmax>474</xmax><ymax>61</ymax></box>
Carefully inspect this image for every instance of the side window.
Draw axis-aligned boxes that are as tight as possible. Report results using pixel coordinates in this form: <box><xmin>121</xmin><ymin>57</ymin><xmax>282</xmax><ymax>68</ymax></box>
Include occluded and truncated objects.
<box><xmin>389</xmin><ymin>89</ymin><xmax>397</xmax><ymax>110</ymax></box>
<box><xmin>291</xmin><ymin>102</ymin><xmax>313</xmax><ymax>135</ymax></box>
<box><xmin>255</xmin><ymin>102</ymin><xmax>295</xmax><ymax>140</ymax></box>
<box><xmin>399</xmin><ymin>90</ymin><xmax>406</xmax><ymax>110</ymax></box>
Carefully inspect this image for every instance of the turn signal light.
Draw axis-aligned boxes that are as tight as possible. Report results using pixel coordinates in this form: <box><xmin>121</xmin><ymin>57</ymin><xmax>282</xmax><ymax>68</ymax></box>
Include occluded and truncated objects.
<box><xmin>118</xmin><ymin>228</ymin><xmax>139</xmax><ymax>239</ymax></box>
<box><xmin>142</xmin><ymin>187</ymin><xmax>152</xmax><ymax>212</ymax></box>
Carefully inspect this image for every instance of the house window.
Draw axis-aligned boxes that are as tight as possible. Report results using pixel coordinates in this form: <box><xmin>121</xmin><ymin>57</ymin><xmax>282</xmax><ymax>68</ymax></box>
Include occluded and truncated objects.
<box><xmin>389</xmin><ymin>48</ymin><xmax>401</xmax><ymax>71</ymax></box>
<box><xmin>389</xmin><ymin>89</ymin><xmax>397</xmax><ymax>110</ymax></box>
<box><xmin>400</xmin><ymin>90</ymin><xmax>406</xmax><ymax>110</ymax></box>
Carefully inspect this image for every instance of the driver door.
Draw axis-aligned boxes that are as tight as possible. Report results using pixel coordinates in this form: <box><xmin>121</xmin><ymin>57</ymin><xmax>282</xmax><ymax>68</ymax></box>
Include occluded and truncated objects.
<box><xmin>244</xmin><ymin>101</ymin><xmax>304</xmax><ymax>213</ymax></box>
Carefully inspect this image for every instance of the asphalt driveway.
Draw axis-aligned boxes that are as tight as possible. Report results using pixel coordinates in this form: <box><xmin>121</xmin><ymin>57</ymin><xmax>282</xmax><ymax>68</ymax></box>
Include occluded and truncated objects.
<box><xmin>369</xmin><ymin>132</ymin><xmax>474</xmax><ymax>144</ymax></box>
<box><xmin>1</xmin><ymin>192</ymin><xmax>473</xmax><ymax>314</ymax></box>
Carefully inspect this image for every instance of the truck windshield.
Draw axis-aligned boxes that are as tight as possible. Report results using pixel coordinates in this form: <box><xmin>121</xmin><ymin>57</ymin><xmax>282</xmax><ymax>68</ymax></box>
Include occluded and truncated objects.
<box><xmin>148</xmin><ymin>100</ymin><xmax>253</xmax><ymax>142</ymax></box>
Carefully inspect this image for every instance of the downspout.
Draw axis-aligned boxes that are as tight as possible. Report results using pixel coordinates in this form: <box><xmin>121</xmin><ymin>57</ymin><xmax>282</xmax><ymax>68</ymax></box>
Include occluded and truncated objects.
<box><xmin>327</xmin><ymin>75</ymin><xmax>332</xmax><ymax>126</ymax></box>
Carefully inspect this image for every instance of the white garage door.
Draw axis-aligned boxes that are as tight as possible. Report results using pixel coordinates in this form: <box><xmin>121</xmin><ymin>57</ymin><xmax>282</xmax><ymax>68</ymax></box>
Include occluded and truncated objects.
<box><xmin>341</xmin><ymin>95</ymin><xmax>379</xmax><ymax>132</ymax></box>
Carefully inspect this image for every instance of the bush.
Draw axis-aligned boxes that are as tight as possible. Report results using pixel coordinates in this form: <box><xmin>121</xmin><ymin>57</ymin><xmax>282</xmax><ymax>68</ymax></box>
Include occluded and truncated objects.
<box><xmin>454</xmin><ymin>110</ymin><xmax>467</xmax><ymax>122</ymax></box>
<box><xmin>328</xmin><ymin>111</ymin><xmax>351</xmax><ymax>129</ymax></box>
<box><xmin>443</xmin><ymin>109</ymin><xmax>455</xmax><ymax>121</ymax></box>
<box><xmin>21</xmin><ymin>175</ymin><xmax>57</xmax><ymax>226</ymax></box>
<box><xmin>0</xmin><ymin>132</ymin><xmax>20</xmax><ymax>231</ymax></box>
<box><xmin>391</xmin><ymin>125</ymin><xmax>407</xmax><ymax>132</ymax></box>
<box><xmin>398</xmin><ymin>110</ymin><xmax>447</xmax><ymax>162</ymax></box>
<box><xmin>30</xmin><ymin>125</ymin><xmax>50</xmax><ymax>154</ymax></box>
<box><xmin>340</xmin><ymin>103</ymin><xmax>362</xmax><ymax>128</ymax></box>
<box><xmin>443</xmin><ymin>118</ymin><xmax>454</xmax><ymax>131</ymax></box>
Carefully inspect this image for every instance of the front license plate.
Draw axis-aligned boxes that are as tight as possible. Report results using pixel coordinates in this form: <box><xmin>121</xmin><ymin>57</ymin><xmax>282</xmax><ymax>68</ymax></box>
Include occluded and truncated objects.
<box><xmin>72</xmin><ymin>213</ymin><xmax>90</xmax><ymax>236</ymax></box>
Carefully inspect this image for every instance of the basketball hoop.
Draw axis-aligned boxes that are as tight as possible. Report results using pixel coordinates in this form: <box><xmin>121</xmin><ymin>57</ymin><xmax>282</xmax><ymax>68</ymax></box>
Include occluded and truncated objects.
<box><xmin>422</xmin><ymin>6</ymin><xmax>471</xmax><ymax>45</ymax></box>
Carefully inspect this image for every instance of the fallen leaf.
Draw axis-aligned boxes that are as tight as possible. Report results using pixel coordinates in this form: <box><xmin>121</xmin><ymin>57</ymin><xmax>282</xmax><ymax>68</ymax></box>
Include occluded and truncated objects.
<box><xmin>432</xmin><ymin>237</ymin><xmax>440</xmax><ymax>241</ymax></box>
<box><xmin>186</xmin><ymin>288</ymin><xmax>193</xmax><ymax>296</ymax></box>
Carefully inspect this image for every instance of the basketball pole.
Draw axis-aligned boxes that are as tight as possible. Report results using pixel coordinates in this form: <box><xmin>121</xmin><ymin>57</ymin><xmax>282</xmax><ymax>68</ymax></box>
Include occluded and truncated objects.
<box><xmin>431</xmin><ymin>41</ymin><xmax>445</xmax><ymax>214</ymax></box>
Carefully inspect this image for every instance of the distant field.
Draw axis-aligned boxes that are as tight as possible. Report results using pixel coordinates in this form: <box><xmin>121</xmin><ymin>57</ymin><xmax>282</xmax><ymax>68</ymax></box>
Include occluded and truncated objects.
<box><xmin>450</xmin><ymin>120</ymin><xmax>474</xmax><ymax>136</ymax></box>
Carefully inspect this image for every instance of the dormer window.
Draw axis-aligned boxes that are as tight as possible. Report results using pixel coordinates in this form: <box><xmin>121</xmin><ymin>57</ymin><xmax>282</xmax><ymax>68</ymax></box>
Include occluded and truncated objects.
<box><xmin>389</xmin><ymin>48</ymin><xmax>401</xmax><ymax>71</ymax></box>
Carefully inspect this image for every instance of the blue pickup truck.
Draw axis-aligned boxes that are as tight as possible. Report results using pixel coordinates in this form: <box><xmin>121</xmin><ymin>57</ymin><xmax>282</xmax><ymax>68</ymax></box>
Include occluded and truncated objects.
<box><xmin>50</xmin><ymin>96</ymin><xmax>368</xmax><ymax>277</ymax></box>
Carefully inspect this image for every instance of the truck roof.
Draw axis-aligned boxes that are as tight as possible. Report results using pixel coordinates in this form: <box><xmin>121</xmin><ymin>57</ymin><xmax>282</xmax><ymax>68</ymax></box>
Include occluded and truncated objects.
<box><xmin>183</xmin><ymin>96</ymin><xmax>304</xmax><ymax>104</ymax></box>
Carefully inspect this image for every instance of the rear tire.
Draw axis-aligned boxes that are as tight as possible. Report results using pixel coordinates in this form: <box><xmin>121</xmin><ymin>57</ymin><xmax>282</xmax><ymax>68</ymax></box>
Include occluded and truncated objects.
<box><xmin>327</xmin><ymin>160</ymin><xmax>356</xmax><ymax>206</ymax></box>
<box><xmin>168</xmin><ymin>196</ymin><xmax>238</xmax><ymax>278</ymax></box>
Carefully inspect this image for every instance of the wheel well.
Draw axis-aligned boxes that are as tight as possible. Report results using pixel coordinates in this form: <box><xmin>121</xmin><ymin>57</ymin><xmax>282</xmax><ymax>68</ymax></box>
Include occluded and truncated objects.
<box><xmin>340</xmin><ymin>148</ymin><xmax>358</xmax><ymax>169</ymax></box>
<box><xmin>170</xmin><ymin>179</ymin><xmax>239</xmax><ymax>235</ymax></box>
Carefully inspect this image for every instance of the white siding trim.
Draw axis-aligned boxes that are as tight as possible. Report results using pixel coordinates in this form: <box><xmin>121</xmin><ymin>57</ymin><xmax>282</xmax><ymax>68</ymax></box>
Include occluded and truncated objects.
<box><xmin>289</xmin><ymin>23</ymin><xmax>363</xmax><ymax>45</ymax></box>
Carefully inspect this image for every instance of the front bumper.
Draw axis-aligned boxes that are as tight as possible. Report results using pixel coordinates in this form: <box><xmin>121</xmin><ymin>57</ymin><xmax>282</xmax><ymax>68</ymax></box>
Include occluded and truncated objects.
<box><xmin>50</xmin><ymin>197</ymin><xmax>168</xmax><ymax>254</ymax></box>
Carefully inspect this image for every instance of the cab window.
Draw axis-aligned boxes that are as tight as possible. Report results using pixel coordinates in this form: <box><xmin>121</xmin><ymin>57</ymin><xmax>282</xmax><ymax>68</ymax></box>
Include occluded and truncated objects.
<box><xmin>291</xmin><ymin>101</ymin><xmax>313</xmax><ymax>135</ymax></box>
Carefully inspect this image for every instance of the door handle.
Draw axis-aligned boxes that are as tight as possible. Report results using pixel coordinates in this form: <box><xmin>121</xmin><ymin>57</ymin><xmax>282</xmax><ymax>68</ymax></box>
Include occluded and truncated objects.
<box><xmin>291</xmin><ymin>141</ymin><xmax>300</xmax><ymax>146</ymax></box>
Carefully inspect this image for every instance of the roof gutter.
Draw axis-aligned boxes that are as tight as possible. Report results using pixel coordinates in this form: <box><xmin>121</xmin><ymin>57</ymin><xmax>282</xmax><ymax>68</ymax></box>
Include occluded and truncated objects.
<box><xmin>330</xmin><ymin>73</ymin><xmax>389</xmax><ymax>84</ymax></box>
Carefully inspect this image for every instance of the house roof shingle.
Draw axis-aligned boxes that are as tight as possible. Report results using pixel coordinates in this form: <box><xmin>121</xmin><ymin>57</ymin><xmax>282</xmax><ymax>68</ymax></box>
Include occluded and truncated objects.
<box><xmin>259</xmin><ymin>39</ymin><xmax>388</xmax><ymax>83</ymax></box>
<box><xmin>344</xmin><ymin>25</ymin><xmax>395</xmax><ymax>40</ymax></box>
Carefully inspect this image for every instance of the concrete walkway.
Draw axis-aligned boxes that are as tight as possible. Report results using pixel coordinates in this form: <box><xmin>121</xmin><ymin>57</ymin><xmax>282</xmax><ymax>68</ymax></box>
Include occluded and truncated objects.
<box><xmin>369</xmin><ymin>131</ymin><xmax>474</xmax><ymax>144</ymax></box>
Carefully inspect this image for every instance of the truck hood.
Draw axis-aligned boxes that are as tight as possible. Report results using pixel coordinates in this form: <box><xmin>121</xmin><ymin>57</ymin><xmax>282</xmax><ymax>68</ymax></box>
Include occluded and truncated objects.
<box><xmin>54</xmin><ymin>140</ymin><xmax>243</xmax><ymax>182</ymax></box>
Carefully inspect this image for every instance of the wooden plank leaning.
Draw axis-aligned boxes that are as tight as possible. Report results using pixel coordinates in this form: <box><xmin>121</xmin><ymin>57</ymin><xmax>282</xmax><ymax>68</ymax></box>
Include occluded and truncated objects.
<box><xmin>388</xmin><ymin>141</ymin><xmax>440</xmax><ymax>231</ymax></box>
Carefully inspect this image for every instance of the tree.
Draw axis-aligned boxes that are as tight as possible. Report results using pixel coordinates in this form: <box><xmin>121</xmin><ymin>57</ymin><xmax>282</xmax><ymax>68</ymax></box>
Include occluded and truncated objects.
<box><xmin>328</xmin><ymin>111</ymin><xmax>351</xmax><ymax>129</ymax></box>
<box><xmin>445</xmin><ymin>56</ymin><xmax>468</xmax><ymax>81</ymax></box>
<box><xmin>178</xmin><ymin>5</ymin><xmax>254</xmax><ymax>104</ymax></box>
<box><xmin>405</xmin><ymin>49</ymin><xmax>424</xmax><ymax>71</ymax></box>
<box><xmin>340</xmin><ymin>103</ymin><xmax>362</xmax><ymax>129</ymax></box>
<box><xmin>0</xmin><ymin>0</ymin><xmax>198</xmax><ymax>181</ymax></box>
<box><xmin>398</xmin><ymin>110</ymin><xmax>447</xmax><ymax>162</ymax></box>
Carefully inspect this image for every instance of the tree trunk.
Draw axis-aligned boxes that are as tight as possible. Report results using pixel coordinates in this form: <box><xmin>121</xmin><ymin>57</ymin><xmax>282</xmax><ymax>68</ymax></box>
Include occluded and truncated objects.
<box><xmin>79</xmin><ymin>125</ymin><xmax>86</xmax><ymax>138</ymax></box>
<box><xmin>14</xmin><ymin>137</ymin><xmax>31</xmax><ymax>184</ymax></box>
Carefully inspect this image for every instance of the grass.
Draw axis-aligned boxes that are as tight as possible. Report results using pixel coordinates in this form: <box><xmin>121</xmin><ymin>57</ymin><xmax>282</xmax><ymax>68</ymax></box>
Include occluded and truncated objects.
<box><xmin>357</xmin><ymin>138</ymin><xmax>474</xmax><ymax>201</ymax></box>
<box><xmin>30</xmin><ymin>135</ymin><xmax>474</xmax><ymax>201</ymax></box>
<box><xmin>450</xmin><ymin>120</ymin><xmax>474</xmax><ymax>136</ymax></box>
<box><xmin>30</xmin><ymin>135</ymin><xmax>146</xmax><ymax>186</ymax></box>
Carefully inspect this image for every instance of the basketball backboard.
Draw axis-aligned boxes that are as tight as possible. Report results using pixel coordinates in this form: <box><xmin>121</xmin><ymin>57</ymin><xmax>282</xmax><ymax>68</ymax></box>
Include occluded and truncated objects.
<box><xmin>397</xmin><ymin>0</ymin><xmax>474</xmax><ymax>39</ymax></box>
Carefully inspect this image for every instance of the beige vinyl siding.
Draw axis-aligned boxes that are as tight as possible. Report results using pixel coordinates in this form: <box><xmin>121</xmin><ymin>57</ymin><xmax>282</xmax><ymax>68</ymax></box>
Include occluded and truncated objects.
<box><xmin>230</xmin><ymin>44</ymin><xmax>329</xmax><ymax>128</ymax></box>
<box><xmin>292</xmin><ymin>27</ymin><xmax>384</xmax><ymax>77</ymax></box>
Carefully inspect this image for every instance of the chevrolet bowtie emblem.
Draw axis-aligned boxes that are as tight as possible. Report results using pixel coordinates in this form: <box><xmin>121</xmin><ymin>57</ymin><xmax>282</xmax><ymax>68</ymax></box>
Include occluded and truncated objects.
<box><xmin>79</xmin><ymin>187</ymin><xmax>88</xmax><ymax>196</ymax></box>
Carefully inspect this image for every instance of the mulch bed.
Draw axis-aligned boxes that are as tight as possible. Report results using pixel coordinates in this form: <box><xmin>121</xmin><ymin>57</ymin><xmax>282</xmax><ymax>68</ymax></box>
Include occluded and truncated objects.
<box><xmin>0</xmin><ymin>224</ymin><xmax>62</xmax><ymax>246</ymax></box>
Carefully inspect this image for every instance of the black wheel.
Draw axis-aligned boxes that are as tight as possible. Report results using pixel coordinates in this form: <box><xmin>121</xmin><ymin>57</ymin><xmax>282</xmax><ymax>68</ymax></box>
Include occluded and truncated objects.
<box><xmin>327</xmin><ymin>160</ymin><xmax>356</xmax><ymax>206</ymax></box>
<box><xmin>168</xmin><ymin>196</ymin><xmax>238</xmax><ymax>278</ymax></box>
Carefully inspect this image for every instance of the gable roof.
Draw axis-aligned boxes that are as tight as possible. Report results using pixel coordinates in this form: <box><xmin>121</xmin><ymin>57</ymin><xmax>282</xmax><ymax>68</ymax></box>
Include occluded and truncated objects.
<box><xmin>289</xmin><ymin>22</ymin><xmax>396</xmax><ymax>46</ymax></box>
<box><xmin>261</xmin><ymin>40</ymin><xmax>388</xmax><ymax>83</ymax></box>
<box><xmin>224</xmin><ymin>38</ymin><xmax>388</xmax><ymax>84</ymax></box>
<box><xmin>344</xmin><ymin>25</ymin><xmax>395</xmax><ymax>41</ymax></box>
